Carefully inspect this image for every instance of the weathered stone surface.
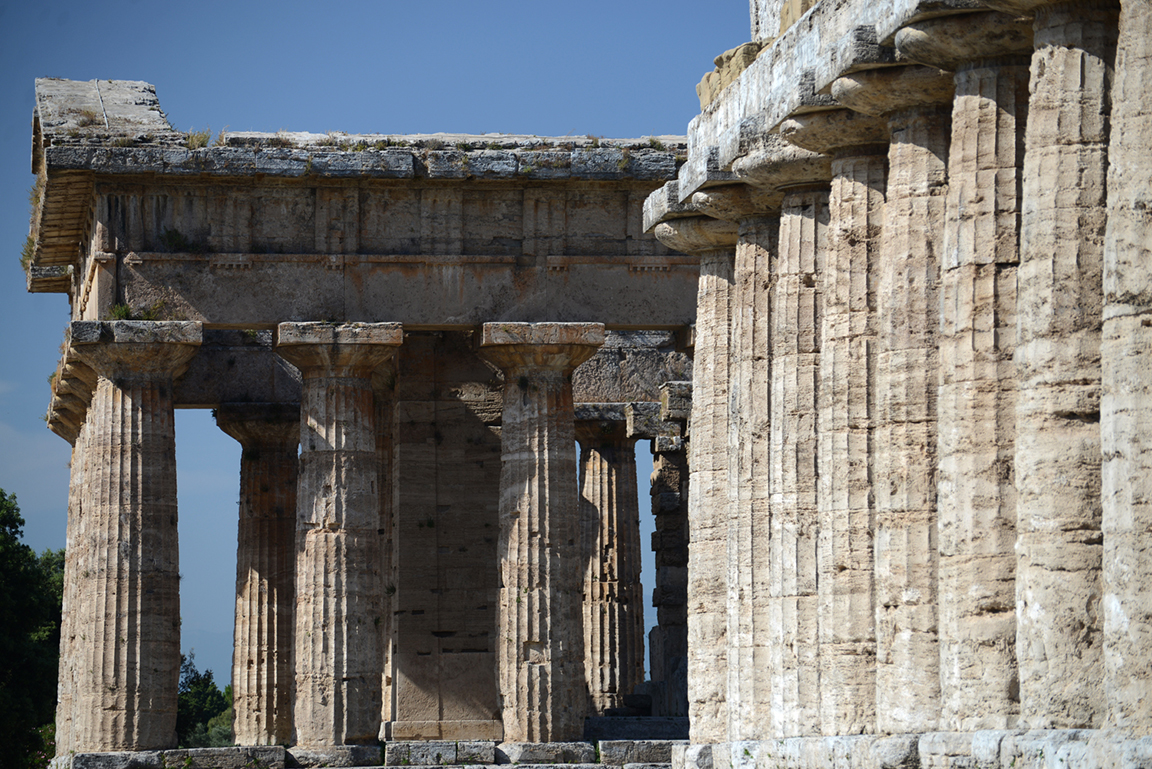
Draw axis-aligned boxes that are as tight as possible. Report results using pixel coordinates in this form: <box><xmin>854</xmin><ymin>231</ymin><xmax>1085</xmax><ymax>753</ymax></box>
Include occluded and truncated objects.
<box><xmin>478</xmin><ymin>323</ymin><xmax>603</xmax><ymax>742</ymax></box>
<box><xmin>495</xmin><ymin>743</ymin><xmax>597</xmax><ymax>765</ymax></box>
<box><xmin>61</xmin><ymin>321</ymin><xmax>202</xmax><ymax>753</ymax></box>
<box><xmin>576</xmin><ymin>412</ymin><xmax>644</xmax><ymax>715</ymax></box>
<box><xmin>65</xmin><ymin>747</ymin><xmax>285</xmax><ymax>769</ymax></box>
<box><xmin>288</xmin><ymin>745</ymin><xmax>383</xmax><ymax>767</ymax></box>
<box><xmin>1101</xmin><ymin>0</ymin><xmax>1152</xmax><ymax>733</ymax></box>
<box><xmin>276</xmin><ymin>323</ymin><xmax>402</xmax><ymax>746</ymax></box>
<box><xmin>895</xmin><ymin>12</ymin><xmax>1034</xmax><ymax>71</ymax></box>
<box><xmin>216</xmin><ymin>404</ymin><xmax>299</xmax><ymax>746</ymax></box>
<box><xmin>769</xmin><ymin>185</ymin><xmax>828</xmax><ymax>739</ymax></box>
<box><xmin>599</xmin><ymin>741</ymin><xmax>688</xmax><ymax>766</ymax></box>
<box><xmin>384</xmin><ymin>740</ymin><xmax>496</xmax><ymax>766</ymax></box>
<box><xmin>1013</xmin><ymin>0</ymin><xmax>1116</xmax><ymax>730</ymax></box>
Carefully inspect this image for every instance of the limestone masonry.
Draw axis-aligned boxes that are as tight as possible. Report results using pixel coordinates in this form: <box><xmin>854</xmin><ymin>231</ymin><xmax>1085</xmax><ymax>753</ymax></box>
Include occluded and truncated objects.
<box><xmin>21</xmin><ymin>0</ymin><xmax>1152</xmax><ymax>765</ymax></box>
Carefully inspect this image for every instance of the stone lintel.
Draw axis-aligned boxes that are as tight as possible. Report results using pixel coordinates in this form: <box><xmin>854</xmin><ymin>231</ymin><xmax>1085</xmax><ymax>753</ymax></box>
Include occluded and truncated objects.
<box><xmin>779</xmin><ymin>109</ymin><xmax>890</xmax><ymax>157</ymax></box>
<box><xmin>653</xmin><ymin>217</ymin><xmax>739</xmax><ymax>255</ymax></box>
<box><xmin>575</xmin><ymin>402</ymin><xmax>628</xmax><ymax>424</ymax></box>
<box><xmin>895</xmin><ymin>11</ymin><xmax>1034</xmax><ymax>71</ymax></box>
<box><xmin>276</xmin><ymin>322</ymin><xmax>402</xmax><ymax>372</ymax></box>
<box><xmin>174</xmin><ymin>330</ymin><xmax>302</xmax><ymax>408</ymax></box>
<box><xmin>831</xmin><ymin>65</ymin><xmax>956</xmax><ymax>117</ymax></box>
<box><xmin>626</xmin><ymin>402</ymin><xmax>680</xmax><ymax>441</ymax></box>
<box><xmin>660</xmin><ymin>382</ymin><xmax>693</xmax><ymax>424</ymax></box>
<box><xmin>215</xmin><ymin>402</ymin><xmax>300</xmax><ymax>443</ymax></box>
<box><xmin>575</xmin><ymin>403</ymin><xmax>631</xmax><ymax>446</ymax></box>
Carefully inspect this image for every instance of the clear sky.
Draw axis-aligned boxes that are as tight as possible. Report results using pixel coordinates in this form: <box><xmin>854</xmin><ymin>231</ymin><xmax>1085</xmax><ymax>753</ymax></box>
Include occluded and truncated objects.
<box><xmin>0</xmin><ymin>1</ymin><xmax>747</xmax><ymax>687</ymax></box>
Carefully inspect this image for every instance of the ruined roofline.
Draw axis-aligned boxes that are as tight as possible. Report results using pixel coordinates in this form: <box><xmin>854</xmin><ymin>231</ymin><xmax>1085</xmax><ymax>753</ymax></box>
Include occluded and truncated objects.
<box><xmin>25</xmin><ymin>77</ymin><xmax>687</xmax><ymax>292</ymax></box>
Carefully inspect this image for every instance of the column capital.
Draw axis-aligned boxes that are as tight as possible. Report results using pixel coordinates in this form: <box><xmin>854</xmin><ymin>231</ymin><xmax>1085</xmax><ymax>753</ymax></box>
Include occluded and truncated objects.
<box><xmin>478</xmin><ymin>322</ymin><xmax>604</xmax><ymax>372</ymax></box>
<box><xmin>68</xmin><ymin>320</ymin><xmax>202</xmax><ymax>380</ymax></box>
<box><xmin>728</xmin><ymin>131</ymin><xmax>832</xmax><ymax>195</ymax></box>
<box><xmin>690</xmin><ymin>184</ymin><xmax>781</xmax><ymax>224</ymax></box>
<box><xmin>982</xmin><ymin>0</ymin><xmax>1117</xmax><ymax>19</ymax></box>
<box><xmin>780</xmin><ymin>108</ymin><xmax>890</xmax><ymax>157</ymax></box>
<box><xmin>895</xmin><ymin>11</ymin><xmax>1034</xmax><ymax>71</ymax></box>
<box><xmin>653</xmin><ymin>216</ymin><xmax>739</xmax><ymax>255</ymax></box>
<box><xmin>575</xmin><ymin>403</ymin><xmax>632</xmax><ymax>446</ymax></box>
<box><xmin>215</xmin><ymin>403</ymin><xmax>300</xmax><ymax>449</ymax></box>
<box><xmin>832</xmin><ymin>65</ymin><xmax>956</xmax><ymax>117</ymax></box>
<box><xmin>275</xmin><ymin>322</ymin><xmax>402</xmax><ymax>374</ymax></box>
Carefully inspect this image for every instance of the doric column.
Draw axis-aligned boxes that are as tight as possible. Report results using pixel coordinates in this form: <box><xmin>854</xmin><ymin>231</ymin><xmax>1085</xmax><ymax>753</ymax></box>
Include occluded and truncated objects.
<box><xmin>898</xmin><ymin>13</ymin><xmax>1033</xmax><ymax>730</ymax></box>
<box><xmin>65</xmin><ymin>320</ymin><xmax>202</xmax><ymax>752</ymax></box>
<box><xmin>832</xmin><ymin>64</ymin><xmax>955</xmax><ymax>733</ymax></box>
<box><xmin>627</xmin><ymin>389</ymin><xmax>691</xmax><ymax>718</ymax></box>
<box><xmin>216</xmin><ymin>403</ymin><xmax>300</xmax><ymax>746</ymax></box>
<box><xmin>275</xmin><ymin>322</ymin><xmax>402</xmax><ymax>747</ymax></box>
<box><xmin>371</xmin><ymin>363</ymin><xmax>397</xmax><ymax>729</ymax></box>
<box><xmin>729</xmin><ymin>133</ymin><xmax>831</xmax><ymax>737</ymax></box>
<box><xmin>477</xmin><ymin>322</ymin><xmax>604</xmax><ymax>743</ymax></box>
<box><xmin>575</xmin><ymin>404</ymin><xmax>643</xmax><ymax>715</ymax></box>
<box><xmin>654</xmin><ymin>216</ymin><xmax>738</xmax><ymax>744</ymax></box>
<box><xmin>969</xmin><ymin>0</ymin><xmax>1117</xmax><ymax>729</ymax></box>
<box><xmin>691</xmin><ymin>183</ymin><xmax>780</xmax><ymax>741</ymax></box>
<box><xmin>1101</xmin><ymin>0</ymin><xmax>1152</xmax><ymax>732</ymax></box>
<box><xmin>781</xmin><ymin>108</ymin><xmax>889</xmax><ymax>736</ymax></box>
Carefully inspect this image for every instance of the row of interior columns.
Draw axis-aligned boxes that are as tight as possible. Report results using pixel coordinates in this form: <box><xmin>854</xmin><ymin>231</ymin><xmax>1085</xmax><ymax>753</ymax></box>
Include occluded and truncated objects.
<box><xmin>55</xmin><ymin>319</ymin><xmax>670</xmax><ymax>753</ymax></box>
<box><xmin>660</xmin><ymin>0</ymin><xmax>1150</xmax><ymax>740</ymax></box>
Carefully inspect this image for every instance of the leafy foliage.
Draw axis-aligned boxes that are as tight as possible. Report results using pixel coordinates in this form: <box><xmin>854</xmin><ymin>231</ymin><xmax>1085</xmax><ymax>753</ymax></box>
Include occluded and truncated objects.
<box><xmin>0</xmin><ymin>489</ymin><xmax>65</xmax><ymax>768</ymax></box>
<box><xmin>177</xmin><ymin>653</ymin><xmax>233</xmax><ymax>747</ymax></box>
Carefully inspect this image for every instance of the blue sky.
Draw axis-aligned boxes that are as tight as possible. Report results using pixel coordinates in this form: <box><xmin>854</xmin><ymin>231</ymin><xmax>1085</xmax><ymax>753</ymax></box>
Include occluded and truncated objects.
<box><xmin>0</xmin><ymin>1</ymin><xmax>746</xmax><ymax>685</ymax></box>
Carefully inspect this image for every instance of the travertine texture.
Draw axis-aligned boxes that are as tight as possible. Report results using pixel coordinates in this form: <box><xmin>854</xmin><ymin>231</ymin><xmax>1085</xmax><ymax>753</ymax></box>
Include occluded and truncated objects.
<box><xmin>275</xmin><ymin>322</ymin><xmax>402</xmax><ymax>746</ymax></box>
<box><xmin>1013</xmin><ymin>0</ymin><xmax>1116</xmax><ymax>729</ymax></box>
<box><xmin>216</xmin><ymin>404</ymin><xmax>300</xmax><ymax>746</ymax></box>
<box><xmin>1101</xmin><ymin>0</ymin><xmax>1152</xmax><ymax>732</ymax></box>
<box><xmin>820</xmin><ymin>146</ymin><xmax>886</xmax><ymax>738</ymax></box>
<box><xmin>769</xmin><ymin>185</ymin><xmax>827</xmax><ymax>738</ymax></box>
<box><xmin>64</xmin><ymin>320</ymin><xmax>202</xmax><ymax>752</ymax></box>
<box><xmin>874</xmin><ymin>101</ymin><xmax>949</xmax><ymax>734</ymax></box>
<box><xmin>656</xmin><ymin>217</ymin><xmax>738</xmax><ymax>744</ymax></box>
<box><xmin>477</xmin><ymin>322</ymin><xmax>605</xmax><ymax>743</ymax></box>
<box><xmin>576</xmin><ymin>409</ymin><xmax>643</xmax><ymax>715</ymax></box>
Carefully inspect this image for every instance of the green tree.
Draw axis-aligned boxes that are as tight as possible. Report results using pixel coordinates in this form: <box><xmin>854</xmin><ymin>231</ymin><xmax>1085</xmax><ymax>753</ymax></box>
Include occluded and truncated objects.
<box><xmin>0</xmin><ymin>489</ymin><xmax>65</xmax><ymax>768</ymax></box>
<box><xmin>177</xmin><ymin>652</ymin><xmax>232</xmax><ymax>747</ymax></box>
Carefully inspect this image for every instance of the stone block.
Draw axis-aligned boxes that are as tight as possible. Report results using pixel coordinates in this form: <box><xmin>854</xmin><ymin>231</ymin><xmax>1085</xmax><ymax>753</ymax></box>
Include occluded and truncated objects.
<box><xmin>288</xmin><ymin>746</ymin><xmax>383</xmax><ymax>767</ymax></box>
<box><xmin>659</xmin><ymin>383</ymin><xmax>692</xmax><ymax>422</ymax></box>
<box><xmin>68</xmin><ymin>749</ymin><xmax>287</xmax><ymax>769</ymax></box>
<box><xmin>495</xmin><ymin>744</ymin><xmax>596</xmax><ymax>765</ymax></box>
<box><xmin>599</xmin><ymin>741</ymin><xmax>686</xmax><ymax>766</ymax></box>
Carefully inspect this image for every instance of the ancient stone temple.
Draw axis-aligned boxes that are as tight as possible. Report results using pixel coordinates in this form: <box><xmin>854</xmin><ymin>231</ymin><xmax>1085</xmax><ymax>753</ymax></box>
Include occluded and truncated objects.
<box><xmin>21</xmin><ymin>0</ymin><xmax>1152</xmax><ymax>765</ymax></box>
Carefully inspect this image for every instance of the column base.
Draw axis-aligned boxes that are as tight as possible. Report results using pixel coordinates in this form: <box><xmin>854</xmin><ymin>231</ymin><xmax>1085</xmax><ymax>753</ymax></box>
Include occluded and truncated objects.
<box><xmin>674</xmin><ymin>731</ymin><xmax>1152</xmax><ymax>769</ymax></box>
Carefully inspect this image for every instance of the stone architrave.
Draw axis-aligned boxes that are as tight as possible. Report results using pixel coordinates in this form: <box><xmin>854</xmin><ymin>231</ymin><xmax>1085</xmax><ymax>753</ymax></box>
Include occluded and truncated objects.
<box><xmin>275</xmin><ymin>322</ymin><xmax>402</xmax><ymax>747</ymax></box>
<box><xmin>216</xmin><ymin>403</ymin><xmax>301</xmax><ymax>746</ymax></box>
<box><xmin>897</xmin><ymin>12</ymin><xmax>1033</xmax><ymax>730</ymax></box>
<box><xmin>781</xmin><ymin>108</ymin><xmax>889</xmax><ymax>736</ymax></box>
<box><xmin>655</xmin><ymin>216</ymin><xmax>738</xmax><ymax>744</ymax></box>
<box><xmin>1101</xmin><ymin>0</ymin><xmax>1152</xmax><ymax>732</ymax></box>
<box><xmin>833</xmin><ymin>64</ymin><xmax>955</xmax><ymax>733</ymax></box>
<box><xmin>477</xmin><ymin>322</ymin><xmax>605</xmax><ymax>743</ymax></box>
<box><xmin>575</xmin><ymin>404</ymin><xmax>643</xmax><ymax>715</ymax></box>
<box><xmin>63</xmin><ymin>320</ymin><xmax>202</xmax><ymax>753</ymax></box>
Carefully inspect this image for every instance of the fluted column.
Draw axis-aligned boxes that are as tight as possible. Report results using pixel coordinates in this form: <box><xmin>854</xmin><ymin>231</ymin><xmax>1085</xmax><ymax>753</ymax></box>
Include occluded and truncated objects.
<box><xmin>64</xmin><ymin>320</ymin><xmax>202</xmax><ymax>752</ymax></box>
<box><xmin>654</xmin><ymin>216</ymin><xmax>738</xmax><ymax>744</ymax></box>
<box><xmin>691</xmin><ymin>184</ymin><xmax>780</xmax><ymax>741</ymax></box>
<box><xmin>833</xmin><ymin>65</ymin><xmax>955</xmax><ymax>733</ymax></box>
<box><xmin>782</xmin><ymin>108</ymin><xmax>889</xmax><ymax>736</ymax></box>
<box><xmin>275</xmin><ymin>322</ymin><xmax>402</xmax><ymax>747</ymax></box>
<box><xmin>575</xmin><ymin>405</ymin><xmax>643</xmax><ymax>715</ymax></box>
<box><xmin>372</xmin><ymin>364</ymin><xmax>397</xmax><ymax>729</ymax></box>
<box><xmin>216</xmin><ymin>403</ymin><xmax>300</xmax><ymax>746</ymax></box>
<box><xmin>1102</xmin><ymin>0</ymin><xmax>1152</xmax><ymax>731</ymax></box>
<box><xmin>477</xmin><ymin>322</ymin><xmax>604</xmax><ymax>743</ymax></box>
<box><xmin>973</xmin><ymin>0</ymin><xmax>1117</xmax><ymax>728</ymax></box>
<box><xmin>898</xmin><ymin>13</ymin><xmax>1033</xmax><ymax>730</ymax></box>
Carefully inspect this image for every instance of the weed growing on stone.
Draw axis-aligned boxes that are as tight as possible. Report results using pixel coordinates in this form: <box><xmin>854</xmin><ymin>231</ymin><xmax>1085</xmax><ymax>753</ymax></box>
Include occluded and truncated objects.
<box><xmin>425</xmin><ymin>137</ymin><xmax>444</xmax><ymax>150</ymax></box>
<box><xmin>113</xmin><ymin>137</ymin><xmax>136</xmax><ymax>147</ymax></box>
<box><xmin>648</xmin><ymin>137</ymin><xmax>667</xmax><ymax>150</ymax></box>
<box><xmin>456</xmin><ymin>141</ymin><xmax>471</xmax><ymax>151</ymax></box>
<box><xmin>20</xmin><ymin>234</ymin><xmax>35</xmax><ymax>273</ymax></box>
<box><xmin>75</xmin><ymin>108</ymin><xmax>101</xmax><ymax>127</ymax></box>
<box><xmin>185</xmin><ymin>127</ymin><xmax>211</xmax><ymax>149</ymax></box>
